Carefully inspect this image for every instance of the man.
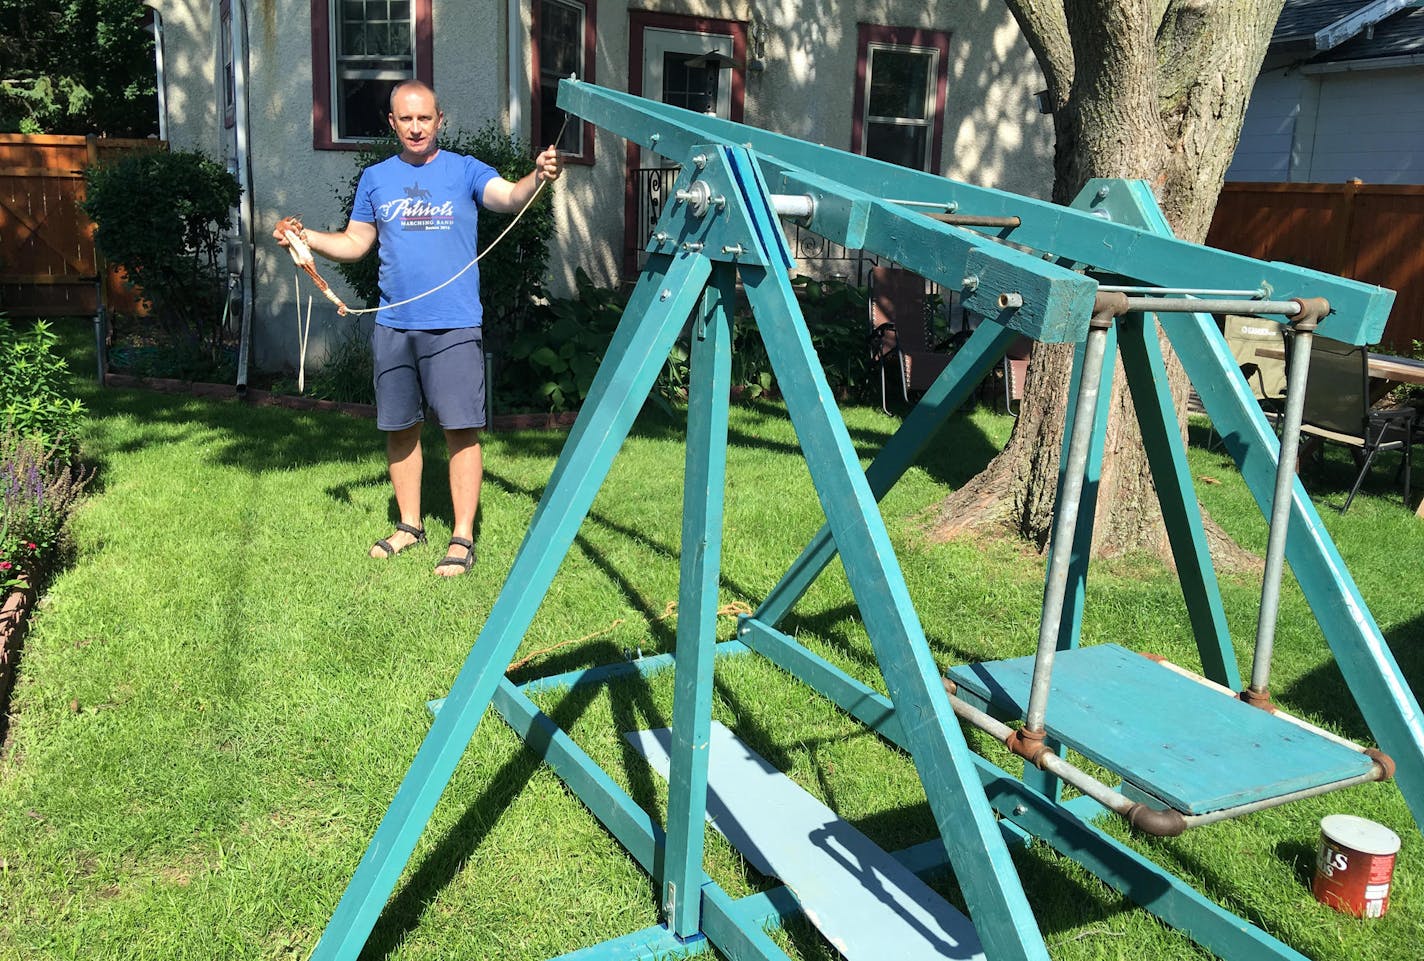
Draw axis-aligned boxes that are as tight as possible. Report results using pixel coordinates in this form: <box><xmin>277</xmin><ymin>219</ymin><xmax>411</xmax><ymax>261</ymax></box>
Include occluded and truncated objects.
<box><xmin>274</xmin><ymin>80</ymin><xmax>562</xmax><ymax>576</ymax></box>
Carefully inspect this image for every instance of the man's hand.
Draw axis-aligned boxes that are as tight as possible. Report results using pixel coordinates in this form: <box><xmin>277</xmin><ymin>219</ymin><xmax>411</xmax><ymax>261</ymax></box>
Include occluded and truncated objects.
<box><xmin>273</xmin><ymin>216</ymin><xmax>312</xmax><ymax>265</ymax></box>
<box><xmin>535</xmin><ymin>145</ymin><xmax>563</xmax><ymax>184</ymax></box>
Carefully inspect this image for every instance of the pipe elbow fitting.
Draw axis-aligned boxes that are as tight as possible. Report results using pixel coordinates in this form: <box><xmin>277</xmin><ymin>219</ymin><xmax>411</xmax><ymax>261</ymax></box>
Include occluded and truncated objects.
<box><xmin>1289</xmin><ymin>297</ymin><xmax>1330</xmax><ymax>331</ymax></box>
<box><xmin>1126</xmin><ymin>803</ymin><xmax>1187</xmax><ymax>837</ymax></box>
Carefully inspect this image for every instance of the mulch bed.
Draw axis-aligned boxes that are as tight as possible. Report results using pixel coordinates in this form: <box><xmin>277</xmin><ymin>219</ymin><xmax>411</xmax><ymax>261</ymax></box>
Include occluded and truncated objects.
<box><xmin>0</xmin><ymin>585</ymin><xmax>34</xmax><ymax>746</ymax></box>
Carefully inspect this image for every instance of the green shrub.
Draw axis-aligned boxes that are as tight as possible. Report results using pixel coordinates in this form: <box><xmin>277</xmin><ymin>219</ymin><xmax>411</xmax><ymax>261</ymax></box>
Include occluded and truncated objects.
<box><xmin>83</xmin><ymin>149</ymin><xmax>242</xmax><ymax>375</ymax></box>
<box><xmin>499</xmin><ymin>268</ymin><xmax>623</xmax><ymax>412</ymax></box>
<box><xmin>332</xmin><ymin>123</ymin><xmax>555</xmax><ymax>336</ymax></box>
<box><xmin>0</xmin><ymin>430</ymin><xmax>90</xmax><ymax>590</ymax></box>
<box><xmin>0</xmin><ymin>316</ymin><xmax>85</xmax><ymax>452</ymax></box>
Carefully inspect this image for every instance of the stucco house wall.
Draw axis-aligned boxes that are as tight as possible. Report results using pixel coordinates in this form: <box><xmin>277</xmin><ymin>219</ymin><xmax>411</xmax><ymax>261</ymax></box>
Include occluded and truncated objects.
<box><xmin>151</xmin><ymin>0</ymin><xmax>1053</xmax><ymax>375</ymax></box>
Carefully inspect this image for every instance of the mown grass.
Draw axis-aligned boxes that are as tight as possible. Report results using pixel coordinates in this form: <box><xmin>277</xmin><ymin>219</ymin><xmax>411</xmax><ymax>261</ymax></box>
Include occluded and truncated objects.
<box><xmin>0</xmin><ymin>318</ymin><xmax>1420</xmax><ymax>960</ymax></box>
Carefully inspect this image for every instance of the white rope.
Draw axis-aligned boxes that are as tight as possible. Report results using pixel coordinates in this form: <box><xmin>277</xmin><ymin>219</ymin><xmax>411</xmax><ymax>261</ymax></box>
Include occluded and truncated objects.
<box><xmin>343</xmin><ymin>175</ymin><xmax>550</xmax><ymax>316</ymax></box>
<box><xmin>287</xmin><ymin>121</ymin><xmax>568</xmax><ymax>381</ymax></box>
<box><xmin>294</xmin><ymin>279</ymin><xmax>313</xmax><ymax>393</ymax></box>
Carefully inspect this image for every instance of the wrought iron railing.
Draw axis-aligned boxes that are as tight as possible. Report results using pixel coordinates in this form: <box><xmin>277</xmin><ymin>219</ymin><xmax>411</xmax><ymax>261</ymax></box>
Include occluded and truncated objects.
<box><xmin>632</xmin><ymin>165</ymin><xmax>874</xmax><ymax>284</ymax></box>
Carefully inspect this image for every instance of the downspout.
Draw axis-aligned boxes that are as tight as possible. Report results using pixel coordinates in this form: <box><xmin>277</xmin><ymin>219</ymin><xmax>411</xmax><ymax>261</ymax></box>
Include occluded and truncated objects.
<box><xmin>507</xmin><ymin>0</ymin><xmax>524</xmax><ymax>140</ymax></box>
<box><xmin>151</xmin><ymin>8</ymin><xmax>168</xmax><ymax>141</ymax></box>
<box><xmin>231</xmin><ymin>0</ymin><xmax>256</xmax><ymax>394</ymax></box>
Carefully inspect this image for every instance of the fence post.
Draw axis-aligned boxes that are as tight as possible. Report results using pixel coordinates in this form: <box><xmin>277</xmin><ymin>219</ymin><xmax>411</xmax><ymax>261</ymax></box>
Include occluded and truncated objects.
<box><xmin>86</xmin><ymin>135</ymin><xmax>108</xmax><ymax>385</ymax></box>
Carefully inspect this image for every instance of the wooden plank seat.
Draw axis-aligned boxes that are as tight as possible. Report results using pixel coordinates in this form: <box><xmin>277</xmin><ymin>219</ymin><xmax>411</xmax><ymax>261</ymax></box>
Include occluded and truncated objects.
<box><xmin>946</xmin><ymin>643</ymin><xmax>1377</xmax><ymax>815</ymax></box>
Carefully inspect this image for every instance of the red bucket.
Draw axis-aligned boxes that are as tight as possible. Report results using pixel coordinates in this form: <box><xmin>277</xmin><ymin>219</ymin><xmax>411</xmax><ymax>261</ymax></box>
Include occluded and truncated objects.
<box><xmin>1312</xmin><ymin>814</ymin><xmax>1401</xmax><ymax>918</ymax></box>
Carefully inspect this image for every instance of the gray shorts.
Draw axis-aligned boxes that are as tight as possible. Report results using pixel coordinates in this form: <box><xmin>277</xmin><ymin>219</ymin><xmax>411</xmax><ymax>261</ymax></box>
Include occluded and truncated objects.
<box><xmin>372</xmin><ymin>324</ymin><xmax>486</xmax><ymax>431</ymax></box>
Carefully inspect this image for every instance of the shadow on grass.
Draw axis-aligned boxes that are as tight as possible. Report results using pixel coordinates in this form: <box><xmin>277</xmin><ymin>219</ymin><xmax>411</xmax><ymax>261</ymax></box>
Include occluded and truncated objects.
<box><xmin>1277</xmin><ymin>602</ymin><xmax>1424</xmax><ymax>746</ymax></box>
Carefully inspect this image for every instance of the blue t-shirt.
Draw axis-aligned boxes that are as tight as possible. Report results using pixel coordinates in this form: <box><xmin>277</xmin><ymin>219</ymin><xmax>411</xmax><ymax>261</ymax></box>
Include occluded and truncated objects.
<box><xmin>351</xmin><ymin>150</ymin><xmax>499</xmax><ymax>329</ymax></box>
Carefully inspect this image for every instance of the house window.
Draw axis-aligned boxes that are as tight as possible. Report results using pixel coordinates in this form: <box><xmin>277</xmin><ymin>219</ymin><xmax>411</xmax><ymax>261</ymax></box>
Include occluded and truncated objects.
<box><xmin>852</xmin><ymin>25</ymin><xmax>950</xmax><ymax>172</ymax></box>
<box><xmin>311</xmin><ymin>0</ymin><xmax>433</xmax><ymax>150</ymax></box>
<box><xmin>220</xmin><ymin>0</ymin><xmax>235</xmax><ymax>128</ymax></box>
<box><xmin>532</xmin><ymin>0</ymin><xmax>595</xmax><ymax>164</ymax></box>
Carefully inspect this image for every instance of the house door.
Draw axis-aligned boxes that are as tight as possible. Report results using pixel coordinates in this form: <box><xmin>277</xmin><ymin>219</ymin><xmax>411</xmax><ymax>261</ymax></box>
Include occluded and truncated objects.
<box><xmin>626</xmin><ymin>17</ymin><xmax>742</xmax><ymax>273</ymax></box>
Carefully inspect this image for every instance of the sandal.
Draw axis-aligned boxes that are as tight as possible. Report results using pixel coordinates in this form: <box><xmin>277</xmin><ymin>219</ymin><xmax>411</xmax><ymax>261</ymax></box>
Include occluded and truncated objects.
<box><xmin>371</xmin><ymin>521</ymin><xmax>426</xmax><ymax>558</ymax></box>
<box><xmin>434</xmin><ymin>536</ymin><xmax>475</xmax><ymax>575</ymax></box>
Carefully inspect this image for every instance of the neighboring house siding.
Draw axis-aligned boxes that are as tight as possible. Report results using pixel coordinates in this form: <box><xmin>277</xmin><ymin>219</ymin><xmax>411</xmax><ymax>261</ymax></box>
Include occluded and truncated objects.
<box><xmin>1226</xmin><ymin>70</ymin><xmax>1301</xmax><ymax>183</ymax></box>
<box><xmin>1306</xmin><ymin>68</ymin><xmax>1424</xmax><ymax>183</ymax></box>
<box><xmin>1231</xmin><ymin>58</ymin><xmax>1424</xmax><ymax>186</ymax></box>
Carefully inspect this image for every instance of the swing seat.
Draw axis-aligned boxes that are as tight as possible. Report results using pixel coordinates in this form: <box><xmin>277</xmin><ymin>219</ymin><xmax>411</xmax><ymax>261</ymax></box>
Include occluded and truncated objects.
<box><xmin>947</xmin><ymin>643</ymin><xmax>1377</xmax><ymax>815</ymax></box>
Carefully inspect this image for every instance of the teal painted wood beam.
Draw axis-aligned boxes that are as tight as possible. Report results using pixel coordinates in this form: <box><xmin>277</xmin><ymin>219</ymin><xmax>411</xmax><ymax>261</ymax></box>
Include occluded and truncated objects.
<box><xmin>1118</xmin><ymin>313</ymin><xmax>1241</xmax><ymax>688</ymax></box>
<box><xmin>1170</xmin><ymin>316</ymin><xmax>1424</xmax><ymax>829</ymax></box>
<box><xmin>550</xmin><ymin>924</ymin><xmax>709</xmax><ymax>960</ymax></box>
<box><xmin>557</xmin><ymin>81</ymin><xmax>1393</xmax><ymax>342</ymax></box>
<box><xmin>764</xmin><ymin>163</ymin><xmax>1098</xmax><ymax>342</ymax></box>
<box><xmin>664</xmin><ymin>267</ymin><xmax>735</xmax><ymax>935</ymax></box>
<box><xmin>755</xmin><ymin>318</ymin><xmax>1020</xmax><ymax>629</ymax></box>
<box><xmin>741</xmin><ymin>264</ymin><xmax>1049</xmax><ymax>961</ymax></box>
<box><xmin>738</xmin><ymin>618</ymin><xmax>1312</xmax><ymax>961</ymax></box>
<box><xmin>508</xmin><ymin>641</ymin><xmax>749</xmax><ymax>698</ymax></box>
<box><xmin>307</xmin><ymin>253</ymin><xmax>712</xmax><ymax>961</ymax></box>
<box><xmin>1022</xmin><ymin>322</ymin><xmax>1117</xmax><ymax>802</ymax></box>
<box><xmin>491</xmin><ymin>679</ymin><xmax>795</xmax><ymax>961</ymax></box>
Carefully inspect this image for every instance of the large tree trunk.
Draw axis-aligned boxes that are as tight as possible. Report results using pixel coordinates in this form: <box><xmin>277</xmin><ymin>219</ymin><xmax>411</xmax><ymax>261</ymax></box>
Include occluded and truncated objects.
<box><xmin>930</xmin><ymin>0</ymin><xmax>1284</xmax><ymax>563</ymax></box>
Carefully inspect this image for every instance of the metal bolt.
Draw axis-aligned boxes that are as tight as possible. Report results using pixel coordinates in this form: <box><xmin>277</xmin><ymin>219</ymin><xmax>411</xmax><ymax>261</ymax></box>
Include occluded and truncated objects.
<box><xmin>712</xmin><ymin>194</ymin><xmax>727</xmax><ymax>211</ymax></box>
<box><xmin>1095</xmin><ymin>185</ymin><xmax>1110</xmax><ymax>200</ymax></box>
<box><xmin>659</xmin><ymin>288</ymin><xmax>671</xmax><ymax>301</ymax></box>
<box><xmin>722</xmin><ymin>244</ymin><xmax>743</xmax><ymax>256</ymax></box>
<box><xmin>654</xmin><ymin>232</ymin><xmax>670</xmax><ymax>244</ymax></box>
<box><xmin>692</xmin><ymin>153</ymin><xmax>708</xmax><ymax>170</ymax></box>
<box><xmin>1013</xmin><ymin>804</ymin><xmax>1028</xmax><ymax>816</ymax></box>
<box><xmin>682</xmin><ymin>242</ymin><xmax>704</xmax><ymax>252</ymax></box>
<box><xmin>649</xmin><ymin>133</ymin><xmax>661</xmax><ymax>145</ymax></box>
<box><xmin>962</xmin><ymin>274</ymin><xmax>980</xmax><ymax>292</ymax></box>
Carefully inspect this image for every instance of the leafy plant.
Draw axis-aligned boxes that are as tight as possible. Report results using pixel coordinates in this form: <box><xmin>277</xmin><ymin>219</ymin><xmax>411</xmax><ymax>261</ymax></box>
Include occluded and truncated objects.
<box><xmin>500</xmin><ymin>268</ymin><xmax>624</xmax><ymax>412</ymax></box>
<box><xmin>0</xmin><ymin>429</ymin><xmax>90</xmax><ymax>590</ymax></box>
<box><xmin>0</xmin><ymin>0</ymin><xmax>158</xmax><ymax>136</ymax></box>
<box><xmin>83</xmin><ymin>150</ymin><xmax>242</xmax><ymax>376</ymax></box>
<box><xmin>0</xmin><ymin>316</ymin><xmax>85</xmax><ymax>453</ymax></box>
<box><xmin>306</xmin><ymin>320</ymin><xmax>376</xmax><ymax>406</ymax></box>
<box><xmin>331</xmin><ymin>122</ymin><xmax>555</xmax><ymax>338</ymax></box>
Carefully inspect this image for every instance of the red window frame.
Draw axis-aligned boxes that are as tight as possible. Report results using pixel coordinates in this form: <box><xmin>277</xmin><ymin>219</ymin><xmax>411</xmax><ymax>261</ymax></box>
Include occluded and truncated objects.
<box><xmin>851</xmin><ymin>23</ymin><xmax>951</xmax><ymax>172</ymax></box>
<box><xmin>310</xmin><ymin>0</ymin><xmax>434</xmax><ymax>151</ymax></box>
<box><xmin>531</xmin><ymin>0</ymin><xmax>596</xmax><ymax>165</ymax></box>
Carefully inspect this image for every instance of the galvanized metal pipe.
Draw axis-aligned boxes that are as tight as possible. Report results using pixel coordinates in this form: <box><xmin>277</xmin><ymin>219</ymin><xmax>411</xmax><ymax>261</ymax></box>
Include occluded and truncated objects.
<box><xmin>1022</xmin><ymin>296</ymin><xmax>1125</xmax><ymax>735</ymax></box>
<box><xmin>769</xmin><ymin>193</ymin><xmax>815</xmax><ymax>219</ymax></box>
<box><xmin>1248</xmin><ymin>306</ymin><xmax>1323</xmax><ymax>701</ymax></box>
<box><xmin>948</xmin><ymin>674</ymin><xmax>1387</xmax><ymax>836</ymax></box>
<box><xmin>927</xmin><ymin>212</ymin><xmax>1023</xmax><ymax>228</ymax></box>
<box><xmin>1099</xmin><ymin>285</ymin><xmax>1268</xmax><ymax>298</ymax></box>
<box><xmin>1122</xmin><ymin>296</ymin><xmax>1302</xmax><ymax>316</ymax></box>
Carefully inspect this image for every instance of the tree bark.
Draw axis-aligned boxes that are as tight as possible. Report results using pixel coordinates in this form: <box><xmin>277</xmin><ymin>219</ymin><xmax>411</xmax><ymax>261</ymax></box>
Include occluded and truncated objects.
<box><xmin>930</xmin><ymin>0</ymin><xmax>1283</xmax><ymax>567</ymax></box>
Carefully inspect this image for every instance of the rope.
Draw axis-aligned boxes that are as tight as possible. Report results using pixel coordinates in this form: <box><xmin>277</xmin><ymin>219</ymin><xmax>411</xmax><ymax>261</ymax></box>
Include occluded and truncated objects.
<box><xmin>294</xmin><ymin>281</ymin><xmax>313</xmax><ymax>393</ymax></box>
<box><xmin>343</xmin><ymin>172</ymin><xmax>552</xmax><ymax>316</ymax></box>
<box><xmin>506</xmin><ymin>600</ymin><xmax>755</xmax><ymax>673</ymax></box>
<box><xmin>287</xmin><ymin>117</ymin><xmax>569</xmax><ymax>384</ymax></box>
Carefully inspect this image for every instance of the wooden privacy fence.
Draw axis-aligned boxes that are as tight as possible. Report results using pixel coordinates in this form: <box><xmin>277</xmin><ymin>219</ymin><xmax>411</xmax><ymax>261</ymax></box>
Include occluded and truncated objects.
<box><xmin>1206</xmin><ymin>181</ymin><xmax>1424</xmax><ymax>351</ymax></box>
<box><xmin>0</xmin><ymin>134</ymin><xmax>163</xmax><ymax>318</ymax></box>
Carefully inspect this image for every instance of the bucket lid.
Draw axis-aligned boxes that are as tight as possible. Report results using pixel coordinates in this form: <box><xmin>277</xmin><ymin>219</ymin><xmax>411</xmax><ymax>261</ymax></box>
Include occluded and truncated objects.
<box><xmin>1320</xmin><ymin>814</ymin><xmax>1402</xmax><ymax>856</ymax></box>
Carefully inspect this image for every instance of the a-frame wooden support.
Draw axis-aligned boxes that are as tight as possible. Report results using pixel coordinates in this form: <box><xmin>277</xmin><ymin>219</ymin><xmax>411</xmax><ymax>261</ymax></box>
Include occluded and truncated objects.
<box><xmin>307</xmin><ymin>82</ymin><xmax>1422</xmax><ymax>961</ymax></box>
<box><xmin>309</xmin><ymin>143</ymin><xmax>1050</xmax><ymax>961</ymax></box>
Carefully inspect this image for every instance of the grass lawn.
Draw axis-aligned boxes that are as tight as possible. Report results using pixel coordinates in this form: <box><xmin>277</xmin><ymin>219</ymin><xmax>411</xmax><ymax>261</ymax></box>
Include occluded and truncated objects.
<box><xmin>0</xmin><ymin>317</ymin><xmax>1420</xmax><ymax>960</ymax></box>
